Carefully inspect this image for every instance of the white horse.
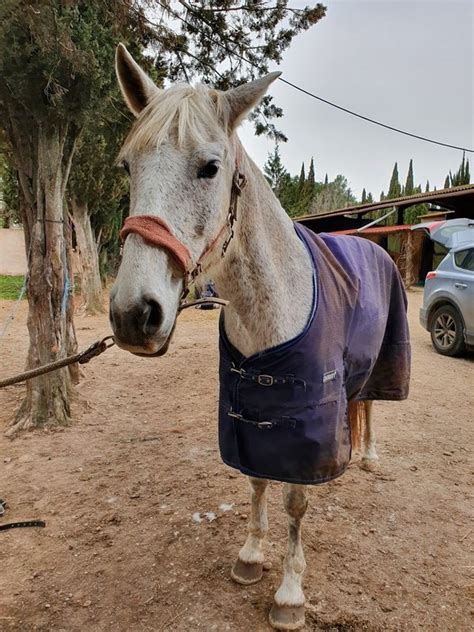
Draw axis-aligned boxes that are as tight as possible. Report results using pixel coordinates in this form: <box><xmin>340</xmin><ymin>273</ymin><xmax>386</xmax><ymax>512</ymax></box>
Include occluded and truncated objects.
<box><xmin>110</xmin><ymin>44</ymin><xmax>383</xmax><ymax>630</ymax></box>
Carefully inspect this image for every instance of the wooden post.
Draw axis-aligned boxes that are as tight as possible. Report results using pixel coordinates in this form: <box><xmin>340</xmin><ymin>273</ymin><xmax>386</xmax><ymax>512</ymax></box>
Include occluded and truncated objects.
<box><xmin>397</xmin><ymin>206</ymin><xmax>404</xmax><ymax>225</ymax></box>
<box><xmin>404</xmin><ymin>231</ymin><xmax>414</xmax><ymax>287</ymax></box>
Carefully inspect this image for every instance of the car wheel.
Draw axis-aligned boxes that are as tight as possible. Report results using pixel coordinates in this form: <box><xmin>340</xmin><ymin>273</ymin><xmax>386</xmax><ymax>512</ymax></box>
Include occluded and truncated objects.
<box><xmin>430</xmin><ymin>305</ymin><xmax>465</xmax><ymax>357</ymax></box>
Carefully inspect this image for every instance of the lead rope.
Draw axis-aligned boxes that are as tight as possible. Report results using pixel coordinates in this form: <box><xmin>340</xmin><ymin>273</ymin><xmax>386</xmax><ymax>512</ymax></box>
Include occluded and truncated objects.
<box><xmin>0</xmin><ymin>297</ymin><xmax>229</xmax><ymax>390</ymax></box>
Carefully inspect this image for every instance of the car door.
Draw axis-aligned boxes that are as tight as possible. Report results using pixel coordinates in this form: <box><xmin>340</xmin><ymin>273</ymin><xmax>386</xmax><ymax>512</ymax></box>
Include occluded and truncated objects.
<box><xmin>453</xmin><ymin>248</ymin><xmax>474</xmax><ymax>342</ymax></box>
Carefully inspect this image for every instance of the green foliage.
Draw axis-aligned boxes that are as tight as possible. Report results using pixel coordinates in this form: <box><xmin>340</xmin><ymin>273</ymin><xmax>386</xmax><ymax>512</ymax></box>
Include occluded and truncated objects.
<box><xmin>0</xmin><ymin>275</ymin><xmax>25</xmax><ymax>300</ymax></box>
<box><xmin>155</xmin><ymin>1</ymin><xmax>326</xmax><ymax>141</ymax></box>
<box><xmin>0</xmin><ymin>2</ymin><xmax>127</xmax><ymax>129</ymax></box>
<box><xmin>0</xmin><ymin>148</ymin><xmax>21</xmax><ymax>227</ymax></box>
<box><xmin>266</xmin><ymin>148</ymin><xmax>356</xmax><ymax>216</ymax></box>
<box><xmin>306</xmin><ymin>158</ymin><xmax>315</xmax><ymax>189</ymax></box>
<box><xmin>446</xmin><ymin>154</ymin><xmax>471</xmax><ymax>187</ymax></box>
<box><xmin>298</xmin><ymin>163</ymin><xmax>306</xmax><ymax>192</ymax></box>
<box><xmin>263</xmin><ymin>144</ymin><xmax>288</xmax><ymax>196</ymax></box>
<box><xmin>361</xmin><ymin>188</ymin><xmax>367</xmax><ymax>204</ymax></box>
<box><xmin>388</xmin><ymin>162</ymin><xmax>401</xmax><ymax>199</ymax></box>
<box><xmin>404</xmin><ymin>159</ymin><xmax>414</xmax><ymax>196</ymax></box>
<box><xmin>312</xmin><ymin>174</ymin><xmax>356</xmax><ymax>213</ymax></box>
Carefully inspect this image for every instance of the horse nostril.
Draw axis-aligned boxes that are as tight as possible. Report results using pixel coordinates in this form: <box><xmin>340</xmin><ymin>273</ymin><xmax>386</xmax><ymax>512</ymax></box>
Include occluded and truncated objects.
<box><xmin>143</xmin><ymin>298</ymin><xmax>163</xmax><ymax>335</ymax></box>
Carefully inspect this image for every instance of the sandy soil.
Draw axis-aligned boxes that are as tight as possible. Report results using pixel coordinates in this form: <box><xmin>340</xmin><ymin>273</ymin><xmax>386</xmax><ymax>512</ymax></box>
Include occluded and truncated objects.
<box><xmin>0</xmin><ymin>289</ymin><xmax>472</xmax><ymax>632</ymax></box>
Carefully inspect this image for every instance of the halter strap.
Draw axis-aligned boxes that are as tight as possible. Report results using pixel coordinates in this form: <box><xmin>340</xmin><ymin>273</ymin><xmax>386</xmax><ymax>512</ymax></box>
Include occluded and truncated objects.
<box><xmin>120</xmin><ymin>215</ymin><xmax>192</xmax><ymax>273</ymax></box>
<box><xmin>120</xmin><ymin>166</ymin><xmax>246</xmax><ymax>291</ymax></box>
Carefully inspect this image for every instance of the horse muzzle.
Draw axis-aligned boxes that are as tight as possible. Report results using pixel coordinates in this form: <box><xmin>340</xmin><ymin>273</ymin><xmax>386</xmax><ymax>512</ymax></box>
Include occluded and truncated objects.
<box><xmin>109</xmin><ymin>293</ymin><xmax>175</xmax><ymax>356</ymax></box>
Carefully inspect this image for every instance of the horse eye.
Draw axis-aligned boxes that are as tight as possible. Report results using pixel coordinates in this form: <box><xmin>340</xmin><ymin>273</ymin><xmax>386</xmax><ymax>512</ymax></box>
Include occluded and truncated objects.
<box><xmin>197</xmin><ymin>161</ymin><xmax>219</xmax><ymax>179</ymax></box>
<box><xmin>121</xmin><ymin>160</ymin><xmax>130</xmax><ymax>175</ymax></box>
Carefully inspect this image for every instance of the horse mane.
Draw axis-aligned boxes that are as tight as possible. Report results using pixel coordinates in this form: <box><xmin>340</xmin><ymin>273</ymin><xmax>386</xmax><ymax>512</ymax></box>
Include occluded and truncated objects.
<box><xmin>119</xmin><ymin>83</ymin><xmax>230</xmax><ymax>158</ymax></box>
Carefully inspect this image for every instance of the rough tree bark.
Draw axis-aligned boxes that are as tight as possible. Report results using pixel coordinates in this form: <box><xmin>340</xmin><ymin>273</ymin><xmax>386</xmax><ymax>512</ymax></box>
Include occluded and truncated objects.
<box><xmin>70</xmin><ymin>198</ymin><xmax>104</xmax><ymax>314</ymax></box>
<box><xmin>4</xmin><ymin>119</ymin><xmax>79</xmax><ymax>437</ymax></box>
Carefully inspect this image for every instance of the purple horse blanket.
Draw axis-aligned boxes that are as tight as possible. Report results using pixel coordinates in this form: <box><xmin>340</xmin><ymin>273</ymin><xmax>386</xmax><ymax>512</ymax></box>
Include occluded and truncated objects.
<box><xmin>218</xmin><ymin>223</ymin><xmax>410</xmax><ymax>485</ymax></box>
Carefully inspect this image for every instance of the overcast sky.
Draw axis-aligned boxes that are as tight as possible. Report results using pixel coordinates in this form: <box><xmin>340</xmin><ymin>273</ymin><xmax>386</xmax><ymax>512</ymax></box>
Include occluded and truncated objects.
<box><xmin>239</xmin><ymin>0</ymin><xmax>473</xmax><ymax>200</ymax></box>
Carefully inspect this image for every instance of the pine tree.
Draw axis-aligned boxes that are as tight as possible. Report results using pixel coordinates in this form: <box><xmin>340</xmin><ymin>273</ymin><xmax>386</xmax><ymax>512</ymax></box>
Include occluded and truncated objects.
<box><xmin>361</xmin><ymin>188</ymin><xmax>367</xmax><ymax>204</ymax></box>
<box><xmin>263</xmin><ymin>144</ymin><xmax>288</xmax><ymax>196</ymax></box>
<box><xmin>405</xmin><ymin>159</ymin><xmax>414</xmax><ymax>196</ymax></box>
<box><xmin>388</xmin><ymin>162</ymin><xmax>402</xmax><ymax>198</ymax></box>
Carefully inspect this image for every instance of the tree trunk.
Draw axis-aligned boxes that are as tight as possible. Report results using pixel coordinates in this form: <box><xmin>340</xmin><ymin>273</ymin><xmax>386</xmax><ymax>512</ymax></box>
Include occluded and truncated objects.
<box><xmin>70</xmin><ymin>198</ymin><xmax>104</xmax><ymax>314</ymax></box>
<box><xmin>5</xmin><ymin>124</ymin><xmax>78</xmax><ymax>436</ymax></box>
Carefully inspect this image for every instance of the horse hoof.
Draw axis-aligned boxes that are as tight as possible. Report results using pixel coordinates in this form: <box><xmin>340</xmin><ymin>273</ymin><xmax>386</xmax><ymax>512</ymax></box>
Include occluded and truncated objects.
<box><xmin>360</xmin><ymin>458</ymin><xmax>379</xmax><ymax>472</ymax></box>
<box><xmin>269</xmin><ymin>604</ymin><xmax>305</xmax><ymax>630</ymax></box>
<box><xmin>231</xmin><ymin>559</ymin><xmax>264</xmax><ymax>585</ymax></box>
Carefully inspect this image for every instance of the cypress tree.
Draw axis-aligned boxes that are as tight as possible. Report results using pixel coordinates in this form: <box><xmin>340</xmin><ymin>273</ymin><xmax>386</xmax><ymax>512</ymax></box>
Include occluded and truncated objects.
<box><xmin>425</xmin><ymin>180</ymin><xmax>430</xmax><ymax>192</ymax></box>
<box><xmin>324</xmin><ymin>173</ymin><xmax>328</xmax><ymax>186</ymax></box>
<box><xmin>405</xmin><ymin>159</ymin><xmax>414</xmax><ymax>196</ymax></box>
<box><xmin>361</xmin><ymin>188</ymin><xmax>367</xmax><ymax>203</ymax></box>
<box><xmin>388</xmin><ymin>162</ymin><xmax>401</xmax><ymax>198</ymax></box>
<box><xmin>298</xmin><ymin>163</ymin><xmax>306</xmax><ymax>191</ymax></box>
<box><xmin>380</xmin><ymin>191</ymin><xmax>385</xmax><ymax>201</ymax></box>
<box><xmin>449</xmin><ymin>155</ymin><xmax>471</xmax><ymax>186</ymax></box>
<box><xmin>307</xmin><ymin>158</ymin><xmax>315</xmax><ymax>189</ymax></box>
<box><xmin>367</xmin><ymin>192</ymin><xmax>374</xmax><ymax>203</ymax></box>
<box><xmin>444</xmin><ymin>175</ymin><xmax>450</xmax><ymax>189</ymax></box>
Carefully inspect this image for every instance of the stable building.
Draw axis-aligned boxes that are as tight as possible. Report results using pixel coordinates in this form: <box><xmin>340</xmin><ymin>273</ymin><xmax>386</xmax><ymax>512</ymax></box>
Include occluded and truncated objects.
<box><xmin>297</xmin><ymin>184</ymin><xmax>474</xmax><ymax>287</ymax></box>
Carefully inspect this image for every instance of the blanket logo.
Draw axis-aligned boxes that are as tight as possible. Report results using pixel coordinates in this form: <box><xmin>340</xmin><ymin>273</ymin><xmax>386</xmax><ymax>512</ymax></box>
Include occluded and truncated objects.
<box><xmin>322</xmin><ymin>369</ymin><xmax>337</xmax><ymax>384</ymax></box>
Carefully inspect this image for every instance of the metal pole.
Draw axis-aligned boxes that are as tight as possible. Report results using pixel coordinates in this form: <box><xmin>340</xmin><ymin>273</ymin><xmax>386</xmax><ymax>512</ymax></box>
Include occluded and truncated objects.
<box><xmin>357</xmin><ymin>207</ymin><xmax>398</xmax><ymax>232</ymax></box>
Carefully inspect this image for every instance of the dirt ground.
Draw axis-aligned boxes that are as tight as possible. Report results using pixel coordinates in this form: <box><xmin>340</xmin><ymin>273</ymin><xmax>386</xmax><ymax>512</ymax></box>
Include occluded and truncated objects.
<box><xmin>0</xmin><ymin>289</ymin><xmax>472</xmax><ymax>631</ymax></box>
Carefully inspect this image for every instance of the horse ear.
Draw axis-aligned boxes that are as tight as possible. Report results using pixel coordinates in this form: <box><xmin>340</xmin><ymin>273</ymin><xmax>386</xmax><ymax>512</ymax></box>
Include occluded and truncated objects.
<box><xmin>224</xmin><ymin>72</ymin><xmax>281</xmax><ymax>130</ymax></box>
<box><xmin>115</xmin><ymin>43</ymin><xmax>160</xmax><ymax>117</ymax></box>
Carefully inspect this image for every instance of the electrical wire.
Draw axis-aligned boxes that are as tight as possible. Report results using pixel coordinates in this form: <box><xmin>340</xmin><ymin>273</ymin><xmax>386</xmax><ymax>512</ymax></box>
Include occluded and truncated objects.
<box><xmin>155</xmin><ymin>1</ymin><xmax>473</xmax><ymax>153</ymax></box>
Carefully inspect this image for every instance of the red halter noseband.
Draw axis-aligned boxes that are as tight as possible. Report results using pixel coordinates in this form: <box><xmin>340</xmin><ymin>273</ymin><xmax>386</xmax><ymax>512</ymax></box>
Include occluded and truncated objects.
<box><xmin>120</xmin><ymin>167</ymin><xmax>247</xmax><ymax>291</ymax></box>
<box><xmin>120</xmin><ymin>215</ymin><xmax>192</xmax><ymax>273</ymax></box>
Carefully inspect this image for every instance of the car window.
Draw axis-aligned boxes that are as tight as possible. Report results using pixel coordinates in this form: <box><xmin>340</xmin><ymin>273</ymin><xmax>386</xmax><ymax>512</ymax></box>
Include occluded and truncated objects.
<box><xmin>433</xmin><ymin>242</ymin><xmax>448</xmax><ymax>270</ymax></box>
<box><xmin>432</xmin><ymin>224</ymin><xmax>474</xmax><ymax>246</ymax></box>
<box><xmin>454</xmin><ymin>249</ymin><xmax>474</xmax><ymax>272</ymax></box>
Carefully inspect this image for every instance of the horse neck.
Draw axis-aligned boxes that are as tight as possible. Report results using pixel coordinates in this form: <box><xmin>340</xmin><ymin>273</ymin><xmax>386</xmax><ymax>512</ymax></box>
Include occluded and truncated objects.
<box><xmin>213</xmin><ymin>153</ymin><xmax>314</xmax><ymax>357</ymax></box>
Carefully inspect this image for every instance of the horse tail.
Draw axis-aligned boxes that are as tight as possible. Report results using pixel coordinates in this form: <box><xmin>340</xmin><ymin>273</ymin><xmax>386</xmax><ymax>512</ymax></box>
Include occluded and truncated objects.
<box><xmin>348</xmin><ymin>399</ymin><xmax>367</xmax><ymax>451</ymax></box>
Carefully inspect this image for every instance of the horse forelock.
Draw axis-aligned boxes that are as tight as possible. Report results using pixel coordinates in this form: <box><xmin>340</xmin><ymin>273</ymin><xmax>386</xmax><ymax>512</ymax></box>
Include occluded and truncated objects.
<box><xmin>119</xmin><ymin>83</ymin><xmax>230</xmax><ymax>159</ymax></box>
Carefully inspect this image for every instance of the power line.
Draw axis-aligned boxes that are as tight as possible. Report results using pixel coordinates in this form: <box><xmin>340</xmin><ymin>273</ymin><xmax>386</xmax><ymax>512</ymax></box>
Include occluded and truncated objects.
<box><xmin>278</xmin><ymin>78</ymin><xmax>473</xmax><ymax>153</ymax></box>
<box><xmin>155</xmin><ymin>2</ymin><xmax>474</xmax><ymax>153</ymax></box>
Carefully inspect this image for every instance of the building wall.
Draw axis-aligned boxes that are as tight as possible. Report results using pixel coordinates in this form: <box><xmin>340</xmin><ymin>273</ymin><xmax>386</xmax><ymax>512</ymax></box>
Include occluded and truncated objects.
<box><xmin>0</xmin><ymin>228</ymin><xmax>82</xmax><ymax>276</ymax></box>
<box><xmin>0</xmin><ymin>228</ymin><xmax>27</xmax><ymax>275</ymax></box>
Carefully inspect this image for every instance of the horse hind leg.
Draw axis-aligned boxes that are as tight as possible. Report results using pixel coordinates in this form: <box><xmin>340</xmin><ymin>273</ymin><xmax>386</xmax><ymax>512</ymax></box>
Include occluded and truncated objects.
<box><xmin>231</xmin><ymin>476</ymin><xmax>268</xmax><ymax>585</ymax></box>
<box><xmin>360</xmin><ymin>400</ymin><xmax>379</xmax><ymax>471</ymax></box>
<box><xmin>269</xmin><ymin>483</ymin><xmax>308</xmax><ymax>631</ymax></box>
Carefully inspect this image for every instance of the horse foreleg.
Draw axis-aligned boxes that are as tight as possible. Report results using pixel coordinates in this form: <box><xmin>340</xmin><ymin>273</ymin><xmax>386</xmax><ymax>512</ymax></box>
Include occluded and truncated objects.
<box><xmin>269</xmin><ymin>483</ymin><xmax>308</xmax><ymax>631</ymax></box>
<box><xmin>360</xmin><ymin>400</ymin><xmax>379</xmax><ymax>471</ymax></box>
<box><xmin>231</xmin><ymin>476</ymin><xmax>269</xmax><ymax>585</ymax></box>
